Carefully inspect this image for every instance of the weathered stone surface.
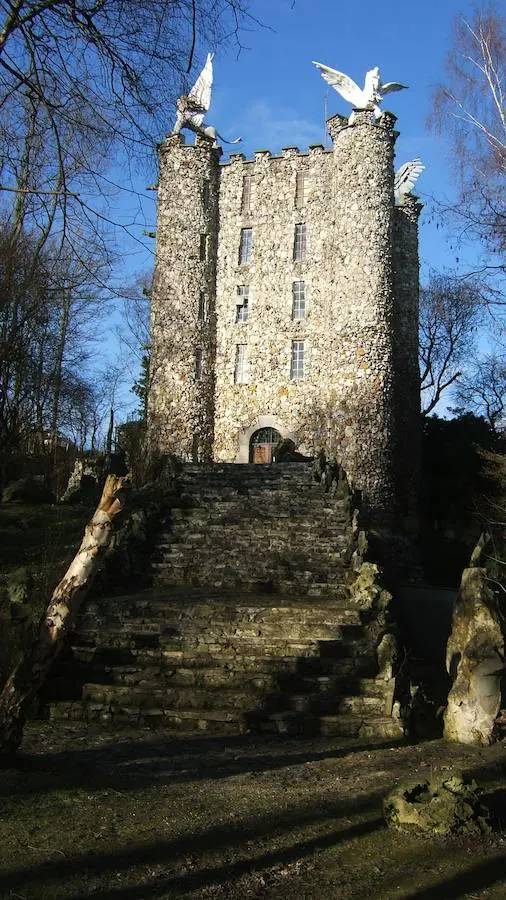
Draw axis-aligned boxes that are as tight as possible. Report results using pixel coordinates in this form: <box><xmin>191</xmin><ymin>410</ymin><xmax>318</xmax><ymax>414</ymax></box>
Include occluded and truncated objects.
<box><xmin>383</xmin><ymin>771</ymin><xmax>491</xmax><ymax>836</ymax></box>
<box><xmin>149</xmin><ymin>112</ymin><xmax>421</xmax><ymax>519</ymax></box>
<box><xmin>7</xmin><ymin>568</ymin><xmax>33</xmax><ymax>610</ymax></box>
<box><xmin>61</xmin><ymin>457</ymin><xmax>102</xmax><ymax>503</ymax></box>
<box><xmin>44</xmin><ymin>464</ymin><xmax>403</xmax><ymax>740</ymax></box>
<box><xmin>444</xmin><ymin>535</ymin><xmax>504</xmax><ymax>746</ymax></box>
<box><xmin>149</xmin><ymin>133</ymin><xmax>220</xmax><ymax>462</ymax></box>
<box><xmin>392</xmin><ymin>195</ymin><xmax>422</xmax><ymax>525</ymax></box>
<box><xmin>152</xmin><ymin>462</ymin><xmax>353</xmax><ymax>595</ymax></box>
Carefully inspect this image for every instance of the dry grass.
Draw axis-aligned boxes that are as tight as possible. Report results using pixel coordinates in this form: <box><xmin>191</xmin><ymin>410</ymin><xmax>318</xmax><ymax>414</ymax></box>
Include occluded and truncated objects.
<box><xmin>0</xmin><ymin>723</ymin><xmax>505</xmax><ymax>900</ymax></box>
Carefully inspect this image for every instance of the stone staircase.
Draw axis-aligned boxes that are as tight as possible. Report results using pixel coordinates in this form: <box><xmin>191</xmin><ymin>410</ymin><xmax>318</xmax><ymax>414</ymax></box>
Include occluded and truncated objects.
<box><xmin>43</xmin><ymin>463</ymin><xmax>402</xmax><ymax>740</ymax></box>
<box><xmin>152</xmin><ymin>463</ymin><xmax>353</xmax><ymax>596</ymax></box>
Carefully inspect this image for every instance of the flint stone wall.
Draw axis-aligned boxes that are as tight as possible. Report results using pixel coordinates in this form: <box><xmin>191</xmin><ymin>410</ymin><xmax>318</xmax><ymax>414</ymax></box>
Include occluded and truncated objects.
<box><xmin>149</xmin><ymin>133</ymin><xmax>220</xmax><ymax>461</ymax></box>
<box><xmin>149</xmin><ymin>112</ymin><xmax>421</xmax><ymax>517</ymax></box>
<box><xmin>392</xmin><ymin>195</ymin><xmax>422</xmax><ymax>522</ymax></box>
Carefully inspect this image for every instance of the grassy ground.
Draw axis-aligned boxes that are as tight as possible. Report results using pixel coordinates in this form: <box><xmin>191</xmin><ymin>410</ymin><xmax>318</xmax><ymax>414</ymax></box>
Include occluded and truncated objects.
<box><xmin>0</xmin><ymin>723</ymin><xmax>505</xmax><ymax>900</ymax></box>
<box><xmin>0</xmin><ymin>501</ymin><xmax>95</xmax><ymax>688</ymax></box>
<box><xmin>0</xmin><ymin>503</ymin><xmax>94</xmax><ymax>609</ymax></box>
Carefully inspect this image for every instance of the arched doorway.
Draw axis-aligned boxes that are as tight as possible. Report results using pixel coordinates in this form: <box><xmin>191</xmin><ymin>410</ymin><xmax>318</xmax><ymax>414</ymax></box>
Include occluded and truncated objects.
<box><xmin>249</xmin><ymin>427</ymin><xmax>281</xmax><ymax>463</ymax></box>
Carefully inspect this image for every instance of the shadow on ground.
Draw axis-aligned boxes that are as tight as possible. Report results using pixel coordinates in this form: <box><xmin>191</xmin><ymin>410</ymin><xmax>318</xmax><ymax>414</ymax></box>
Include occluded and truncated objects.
<box><xmin>0</xmin><ymin>725</ymin><xmax>505</xmax><ymax>900</ymax></box>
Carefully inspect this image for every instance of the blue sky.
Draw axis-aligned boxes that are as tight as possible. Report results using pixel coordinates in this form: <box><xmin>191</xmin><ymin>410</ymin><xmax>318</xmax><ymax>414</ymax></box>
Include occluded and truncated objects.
<box><xmin>119</xmin><ymin>0</ymin><xmax>486</xmax><ymax>273</ymax></box>
<box><xmin>210</xmin><ymin>0</ymin><xmax>489</xmax><ymax>276</ymax></box>
<box><xmin>110</xmin><ymin>0</ymin><xmax>489</xmax><ymax>415</ymax></box>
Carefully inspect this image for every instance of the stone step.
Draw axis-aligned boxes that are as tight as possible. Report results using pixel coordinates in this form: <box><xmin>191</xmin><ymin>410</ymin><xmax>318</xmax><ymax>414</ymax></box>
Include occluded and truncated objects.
<box><xmin>152</xmin><ymin>576</ymin><xmax>350</xmax><ymax>597</ymax></box>
<box><xmin>179</xmin><ymin>469</ymin><xmax>313</xmax><ymax>481</ymax></box>
<box><xmin>44</xmin><ymin>679</ymin><xmax>388</xmax><ymax>718</ymax></box>
<box><xmin>83</xmin><ymin>589</ymin><xmax>359</xmax><ymax>609</ymax></box>
<box><xmin>169</xmin><ymin>501</ymin><xmax>350</xmax><ymax>518</ymax></box>
<box><xmin>47</xmin><ymin>665</ymin><xmax>387</xmax><ymax>709</ymax></box>
<box><xmin>47</xmin><ymin>699</ymin><xmax>400</xmax><ymax>741</ymax></box>
<box><xmin>287</xmin><ymin>692</ymin><xmax>386</xmax><ymax>716</ymax></box>
<box><xmin>67</xmin><ymin>633</ymin><xmax>364</xmax><ymax>664</ymax></box>
<box><xmin>76</xmin><ymin>611</ymin><xmax>363</xmax><ymax>635</ymax></box>
<box><xmin>53</xmin><ymin>643</ymin><xmax>381</xmax><ymax>682</ymax></box>
<box><xmin>318</xmin><ymin>714</ymin><xmax>403</xmax><ymax>740</ymax></box>
<box><xmin>163</xmin><ymin>541</ymin><xmax>350</xmax><ymax>554</ymax></box>
<box><xmin>79</xmin><ymin>683</ymin><xmax>275</xmax><ymax>710</ymax></box>
<box><xmin>172</xmin><ymin>507</ymin><xmax>348</xmax><ymax>522</ymax></box>
<box><xmin>74</xmin><ymin>617</ymin><xmax>359</xmax><ymax>640</ymax></box>
<box><xmin>153</xmin><ymin>554</ymin><xmax>349</xmax><ymax>571</ymax></box>
<box><xmin>47</xmin><ymin>701</ymin><xmax>247</xmax><ymax>733</ymax></box>
<box><xmin>71</xmin><ymin>614</ymin><xmax>366</xmax><ymax>647</ymax></box>
<box><xmin>155</xmin><ymin>552</ymin><xmax>350</xmax><ymax>569</ymax></box>
<box><xmin>162</xmin><ymin>532</ymin><xmax>350</xmax><ymax>544</ymax></box>
<box><xmin>78</xmin><ymin>604</ymin><xmax>359</xmax><ymax>623</ymax></box>
<box><xmin>244</xmin><ymin>710</ymin><xmax>402</xmax><ymax>740</ymax></box>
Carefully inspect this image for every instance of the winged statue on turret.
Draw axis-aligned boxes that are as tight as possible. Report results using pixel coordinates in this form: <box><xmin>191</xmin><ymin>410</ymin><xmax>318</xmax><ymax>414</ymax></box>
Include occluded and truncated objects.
<box><xmin>313</xmin><ymin>62</ymin><xmax>407</xmax><ymax>118</ymax></box>
<box><xmin>172</xmin><ymin>53</ymin><xmax>240</xmax><ymax>145</ymax></box>
<box><xmin>394</xmin><ymin>159</ymin><xmax>425</xmax><ymax>204</ymax></box>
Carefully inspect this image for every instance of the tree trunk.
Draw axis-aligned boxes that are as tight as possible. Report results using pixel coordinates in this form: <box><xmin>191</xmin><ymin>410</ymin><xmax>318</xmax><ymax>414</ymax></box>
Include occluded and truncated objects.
<box><xmin>0</xmin><ymin>471</ymin><xmax>130</xmax><ymax>757</ymax></box>
<box><xmin>50</xmin><ymin>285</ymin><xmax>71</xmax><ymax>454</ymax></box>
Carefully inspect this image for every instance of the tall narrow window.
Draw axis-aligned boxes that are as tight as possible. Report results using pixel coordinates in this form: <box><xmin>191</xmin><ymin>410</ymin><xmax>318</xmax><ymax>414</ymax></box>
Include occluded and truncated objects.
<box><xmin>195</xmin><ymin>348</ymin><xmax>203</xmax><ymax>380</ymax></box>
<box><xmin>202</xmin><ymin>179</ymin><xmax>210</xmax><ymax>208</ymax></box>
<box><xmin>234</xmin><ymin>344</ymin><xmax>248</xmax><ymax>383</ymax></box>
<box><xmin>294</xmin><ymin>223</ymin><xmax>307</xmax><ymax>260</ymax></box>
<box><xmin>239</xmin><ymin>227</ymin><xmax>252</xmax><ymax>264</ymax></box>
<box><xmin>198</xmin><ymin>292</ymin><xmax>207</xmax><ymax>321</ymax></box>
<box><xmin>295</xmin><ymin>172</ymin><xmax>306</xmax><ymax>209</ymax></box>
<box><xmin>199</xmin><ymin>233</ymin><xmax>208</xmax><ymax>261</ymax></box>
<box><xmin>241</xmin><ymin>175</ymin><xmax>252</xmax><ymax>213</ymax></box>
<box><xmin>292</xmin><ymin>281</ymin><xmax>306</xmax><ymax>319</ymax></box>
<box><xmin>290</xmin><ymin>341</ymin><xmax>305</xmax><ymax>380</ymax></box>
<box><xmin>236</xmin><ymin>285</ymin><xmax>249</xmax><ymax>322</ymax></box>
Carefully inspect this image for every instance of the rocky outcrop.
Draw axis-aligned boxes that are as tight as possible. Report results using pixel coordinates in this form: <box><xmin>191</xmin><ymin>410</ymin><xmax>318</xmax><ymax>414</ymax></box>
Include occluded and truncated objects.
<box><xmin>60</xmin><ymin>456</ymin><xmax>104</xmax><ymax>503</ymax></box>
<box><xmin>384</xmin><ymin>771</ymin><xmax>491</xmax><ymax>836</ymax></box>
<box><xmin>444</xmin><ymin>534</ymin><xmax>504</xmax><ymax>745</ymax></box>
<box><xmin>2</xmin><ymin>477</ymin><xmax>55</xmax><ymax>504</ymax></box>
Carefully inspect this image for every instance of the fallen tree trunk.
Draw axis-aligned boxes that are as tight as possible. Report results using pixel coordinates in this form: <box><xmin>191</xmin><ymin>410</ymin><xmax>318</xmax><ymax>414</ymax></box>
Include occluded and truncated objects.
<box><xmin>0</xmin><ymin>471</ymin><xmax>130</xmax><ymax>757</ymax></box>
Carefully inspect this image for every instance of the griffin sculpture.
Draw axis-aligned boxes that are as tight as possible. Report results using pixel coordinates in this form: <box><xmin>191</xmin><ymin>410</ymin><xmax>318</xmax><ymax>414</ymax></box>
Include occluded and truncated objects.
<box><xmin>394</xmin><ymin>159</ymin><xmax>425</xmax><ymax>203</ymax></box>
<box><xmin>313</xmin><ymin>62</ymin><xmax>407</xmax><ymax>118</ymax></box>
<box><xmin>172</xmin><ymin>53</ymin><xmax>240</xmax><ymax>144</ymax></box>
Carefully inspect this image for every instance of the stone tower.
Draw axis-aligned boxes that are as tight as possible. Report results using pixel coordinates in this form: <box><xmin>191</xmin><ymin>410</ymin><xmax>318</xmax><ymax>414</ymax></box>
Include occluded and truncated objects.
<box><xmin>149</xmin><ymin>132</ymin><xmax>221</xmax><ymax>461</ymax></box>
<box><xmin>149</xmin><ymin>109</ymin><xmax>421</xmax><ymax>522</ymax></box>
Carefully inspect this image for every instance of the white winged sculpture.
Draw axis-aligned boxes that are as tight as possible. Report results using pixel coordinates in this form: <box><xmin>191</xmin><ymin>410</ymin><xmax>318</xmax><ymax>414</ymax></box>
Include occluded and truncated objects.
<box><xmin>313</xmin><ymin>62</ymin><xmax>407</xmax><ymax>118</ymax></box>
<box><xmin>394</xmin><ymin>158</ymin><xmax>425</xmax><ymax>204</ymax></box>
<box><xmin>172</xmin><ymin>53</ymin><xmax>240</xmax><ymax>144</ymax></box>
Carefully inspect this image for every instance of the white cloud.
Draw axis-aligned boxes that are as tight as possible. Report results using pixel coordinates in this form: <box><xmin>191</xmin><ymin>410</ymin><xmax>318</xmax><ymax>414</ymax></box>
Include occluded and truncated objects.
<box><xmin>227</xmin><ymin>100</ymin><xmax>326</xmax><ymax>157</ymax></box>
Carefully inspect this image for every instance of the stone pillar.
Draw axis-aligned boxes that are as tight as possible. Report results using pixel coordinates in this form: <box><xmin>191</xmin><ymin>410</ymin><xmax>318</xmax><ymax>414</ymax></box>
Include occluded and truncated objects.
<box><xmin>393</xmin><ymin>194</ymin><xmax>422</xmax><ymax>528</ymax></box>
<box><xmin>148</xmin><ymin>133</ymin><xmax>221</xmax><ymax>461</ymax></box>
<box><xmin>327</xmin><ymin>109</ymin><xmax>397</xmax><ymax>518</ymax></box>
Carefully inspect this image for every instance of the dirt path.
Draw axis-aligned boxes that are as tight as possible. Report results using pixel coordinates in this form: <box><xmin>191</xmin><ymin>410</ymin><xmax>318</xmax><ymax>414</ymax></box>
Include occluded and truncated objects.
<box><xmin>0</xmin><ymin>723</ymin><xmax>505</xmax><ymax>899</ymax></box>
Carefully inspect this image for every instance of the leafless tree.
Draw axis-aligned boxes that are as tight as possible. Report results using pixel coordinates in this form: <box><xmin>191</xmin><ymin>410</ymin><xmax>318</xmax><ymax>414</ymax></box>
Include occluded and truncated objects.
<box><xmin>420</xmin><ymin>273</ymin><xmax>485</xmax><ymax>415</ymax></box>
<box><xmin>0</xmin><ymin>1</ymin><xmax>252</xmax><ymax>262</ymax></box>
<box><xmin>430</xmin><ymin>9</ymin><xmax>506</xmax><ymax>279</ymax></box>
<box><xmin>454</xmin><ymin>354</ymin><xmax>506</xmax><ymax>427</ymax></box>
<box><xmin>0</xmin><ymin>224</ymin><xmax>107</xmax><ymax>476</ymax></box>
